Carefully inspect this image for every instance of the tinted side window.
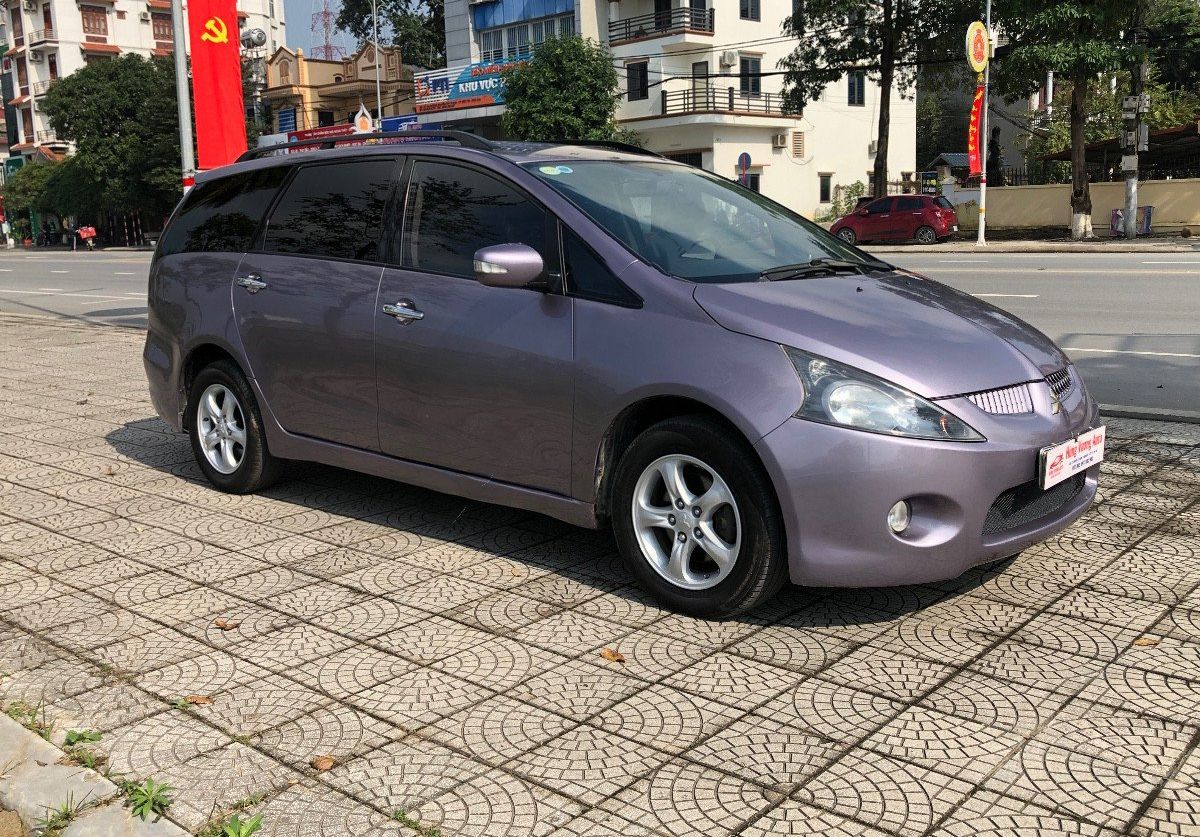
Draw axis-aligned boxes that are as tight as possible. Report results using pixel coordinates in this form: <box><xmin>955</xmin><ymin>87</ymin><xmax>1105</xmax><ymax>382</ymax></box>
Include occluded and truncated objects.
<box><xmin>403</xmin><ymin>160</ymin><xmax>548</xmax><ymax>278</ymax></box>
<box><xmin>264</xmin><ymin>158</ymin><xmax>395</xmax><ymax>262</ymax></box>
<box><xmin>934</xmin><ymin>196</ymin><xmax>955</xmax><ymax>210</ymax></box>
<box><xmin>562</xmin><ymin>228</ymin><xmax>640</xmax><ymax>307</ymax></box>
<box><xmin>894</xmin><ymin>196</ymin><xmax>923</xmax><ymax>211</ymax></box>
<box><xmin>158</xmin><ymin>165</ymin><xmax>290</xmax><ymax>257</ymax></box>
<box><xmin>865</xmin><ymin>199</ymin><xmax>893</xmax><ymax>215</ymax></box>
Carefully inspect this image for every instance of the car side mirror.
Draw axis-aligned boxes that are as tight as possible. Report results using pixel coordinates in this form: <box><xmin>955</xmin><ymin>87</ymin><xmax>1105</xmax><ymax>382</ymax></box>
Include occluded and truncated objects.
<box><xmin>473</xmin><ymin>244</ymin><xmax>547</xmax><ymax>290</ymax></box>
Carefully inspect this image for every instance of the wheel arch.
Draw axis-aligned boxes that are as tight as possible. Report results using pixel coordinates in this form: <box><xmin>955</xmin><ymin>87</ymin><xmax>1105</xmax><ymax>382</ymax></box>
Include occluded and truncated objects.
<box><xmin>180</xmin><ymin>342</ymin><xmax>244</xmax><ymax>429</ymax></box>
<box><xmin>593</xmin><ymin>395</ymin><xmax>781</xmax><ymax>526</ymax></box>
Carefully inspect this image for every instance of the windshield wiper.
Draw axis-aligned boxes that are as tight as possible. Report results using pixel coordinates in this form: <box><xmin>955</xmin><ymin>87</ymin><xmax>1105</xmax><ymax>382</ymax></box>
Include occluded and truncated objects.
<box><xmin>760</xmin><ymin>258</ymin><xmax>892</xmax><ymax>282</ymax></box>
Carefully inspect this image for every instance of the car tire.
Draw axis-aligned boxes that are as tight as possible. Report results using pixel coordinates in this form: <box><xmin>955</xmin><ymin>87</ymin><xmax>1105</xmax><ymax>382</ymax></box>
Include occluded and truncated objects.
<box><xmin>916</xmin><ymin>226</ymin><xmax>937</xmax><ymax>245</ymax></box>
<box><xmin>611</xmin><ymin>415</ymin><xmax>787</xmax><ymax>618</ymax></box>
<box><xmin>188</xmin><ymin>359</ymin><xmax>282</xmax><ymax>494</ymax></box>
<box><xmin>836</xmin><ymin>228</ymin><xmax>857</xmax><ymax>245</ymax></box>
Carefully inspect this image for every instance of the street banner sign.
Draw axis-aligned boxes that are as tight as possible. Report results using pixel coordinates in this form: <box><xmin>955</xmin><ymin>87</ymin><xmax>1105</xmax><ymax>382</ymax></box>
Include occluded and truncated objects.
<box><xmin>966</xmin><ymin>21</ymin><xmax>989</xmax><ymax>73</ymax></box>
<box><xmin>188</xmin><ymin>0</ymin><xmax>247</xmax><ymax>168</ymax></box>
<box><xmin>967</xmin><ymin>84</ymin><xmax>984</xmax><ymax>176</ymax></box>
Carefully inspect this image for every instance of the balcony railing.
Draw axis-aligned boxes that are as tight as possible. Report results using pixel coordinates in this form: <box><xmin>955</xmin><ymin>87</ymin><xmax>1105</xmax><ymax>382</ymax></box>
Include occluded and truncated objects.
<box><xmin>28</xmin><ymin>28</ymin><xmax>56</xmax><ymax>44</ymax></box>
<box><xmin>608</xmin><ymin>7</ymin><xmax>714</xmax><ymax>44</ymax></box>
<box><xmin>32</xmin><ymin>79</ymin><xmax>54</xmax><ymax>94</ymax></box>
<box><xmin>36</xmin><ymin>129</ymin><xmax>61</xmax><ymax>143</ymax></box>
<box><xmin>661</xmin><ymin>86</ymin><xmax>790</xmax><ymax>116</ymax></box>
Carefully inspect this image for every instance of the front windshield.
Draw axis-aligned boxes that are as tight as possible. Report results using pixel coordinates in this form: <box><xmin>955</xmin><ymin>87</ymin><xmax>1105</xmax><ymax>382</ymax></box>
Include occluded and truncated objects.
<box><xmin>524</xmin><ymin>160</ymin><xmax>872</xmax><ymax>283</ymax></box>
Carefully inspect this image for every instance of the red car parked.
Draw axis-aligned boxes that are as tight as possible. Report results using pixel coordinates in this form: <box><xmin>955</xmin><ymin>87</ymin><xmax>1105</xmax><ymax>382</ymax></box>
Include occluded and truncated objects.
<box><xmin>830</xmin><ymin>194</ymin><xmax>959</xmax><ymax>245</ymax></box>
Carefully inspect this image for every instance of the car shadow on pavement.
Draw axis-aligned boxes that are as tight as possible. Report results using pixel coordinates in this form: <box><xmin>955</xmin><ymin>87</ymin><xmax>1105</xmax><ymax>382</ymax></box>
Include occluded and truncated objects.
<box><xmin>102</xmin><ymin>416</ymin><xmax>990</xmax><ymax>627</ymax></box>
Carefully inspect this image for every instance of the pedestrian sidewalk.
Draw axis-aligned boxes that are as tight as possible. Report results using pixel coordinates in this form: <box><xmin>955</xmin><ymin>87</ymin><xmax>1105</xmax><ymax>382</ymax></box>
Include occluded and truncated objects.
<box><xmin>865</xmin><ymin>237</ymin><xmax>1199</xmax><ymax>254</ymax></box>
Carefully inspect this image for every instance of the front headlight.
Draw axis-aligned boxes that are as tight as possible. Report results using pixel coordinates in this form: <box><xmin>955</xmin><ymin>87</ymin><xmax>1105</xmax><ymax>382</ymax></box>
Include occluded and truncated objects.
<box><xmin>786</xmin><ymin>347</ymin><xmax>984</xmax><ymax>441</ymax></box>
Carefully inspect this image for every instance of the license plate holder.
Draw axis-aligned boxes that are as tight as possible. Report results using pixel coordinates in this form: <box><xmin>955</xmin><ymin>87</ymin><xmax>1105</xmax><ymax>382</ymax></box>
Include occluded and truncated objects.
<box><xmin>1039</xmin><ymin>426</ymin><xmax>1106</xmax><ymax>489</ymax></box>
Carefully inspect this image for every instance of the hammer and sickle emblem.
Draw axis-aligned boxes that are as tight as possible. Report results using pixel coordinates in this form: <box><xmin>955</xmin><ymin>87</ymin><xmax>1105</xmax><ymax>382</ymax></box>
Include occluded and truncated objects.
<box><xmin>200</xmin><ymin>16</ymin><xmax>228</xmax><ymax>44</ymax></box>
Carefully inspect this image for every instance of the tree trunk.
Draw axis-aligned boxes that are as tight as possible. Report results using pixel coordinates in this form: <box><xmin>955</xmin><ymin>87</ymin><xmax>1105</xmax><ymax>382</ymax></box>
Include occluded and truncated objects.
<box><xmin>1068</xmin><ymin>72</ymin><xmax>1093</xmax><ymax>239</ymax></box>
<box><xmin>872</xmin><ymin>0</ymin><xmax>894</xmax><ymax>199</ymax></box>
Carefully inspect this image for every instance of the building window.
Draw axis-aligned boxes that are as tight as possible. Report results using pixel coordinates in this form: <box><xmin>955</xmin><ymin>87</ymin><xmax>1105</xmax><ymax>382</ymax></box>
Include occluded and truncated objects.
<box><xmin>480</xmin><ymin>14</ymin><xmax>573</xmax><ymax>63</ymax></box>
<box><xmin>847</xmin><ymin>71</ymin><xmax>865</xmax><ymax>106</ymax></box>
<box><xmin>317</xmin><ymin>110</ymin><xmax>334</xmax><ymax>127</ymax></box>
<box><xmin>151</xmin><ymin>12</ymin><xmax>172</xmax><ymax>41</ymax></box>
<box><xmin>665</xmin><ymin>151</ymin><xmax>704</xmax><ymax>167</ymax></box>
<box><xmin>627</xmin><ymin>61</ymin><xmax>648</xmax><ymax>101</ymax></box>
<box><xmin>819</xmin><ymin>173</ymin><xmax>833</xmax><ymax>203</ymax></box>
<box><xmin>80</xmin><ymin>4</ymin><xmax>107</xmax><ymax>36</ymax></box>
<box><xmin>744</xmin><ymin>172</ymin><xmax>761</xmax><ymax>192</ymax></box>
<box><xmin>739</xmin><ymin>56</ymin><xmax>761</xmax><ymax>96</ymax></box>
<box><xmin>739</xmin><ymin>0</ymin><xmax>760</xmax><ymax>20</ymax></box>
<box><xmin>115</xmin><ymin>9</ymin><xmax>125</xmax><ymax>19</ymax></box>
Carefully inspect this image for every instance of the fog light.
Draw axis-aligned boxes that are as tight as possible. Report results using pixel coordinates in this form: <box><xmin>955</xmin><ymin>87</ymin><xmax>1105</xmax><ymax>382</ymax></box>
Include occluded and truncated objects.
<box><xmin>888</xmin><ymin>500</ymin><xmax>911</xmax><ymax>534</ymax></box>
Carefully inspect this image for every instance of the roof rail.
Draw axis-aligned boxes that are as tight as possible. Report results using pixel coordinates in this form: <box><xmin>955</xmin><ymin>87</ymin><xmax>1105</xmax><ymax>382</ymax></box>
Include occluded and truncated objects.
<box><xmin>545</xmin><ymin>139</ymin><xmax>665</xmax><ymax>158</ymax></box>
<box><xmin>236</xmin><ymin>130</ymin><xmax>495</xmax><ymax>162</ymax></box>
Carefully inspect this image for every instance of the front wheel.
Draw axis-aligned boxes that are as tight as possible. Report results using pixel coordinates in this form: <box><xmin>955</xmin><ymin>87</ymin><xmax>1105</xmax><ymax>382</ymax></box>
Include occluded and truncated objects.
<box><xmin>915</xmin><ymin>226</ymin><xmax>938</xmax><ymax>245</ymax></box>
<box><xmin>611</xmin><ymin>416</ymin><xmax>786</xmax><ymax>617</ymax></box>
<box><xmin>836</xmin><ymin>227</ymin><xmax>857</xmax><ymax>245</ymax></box>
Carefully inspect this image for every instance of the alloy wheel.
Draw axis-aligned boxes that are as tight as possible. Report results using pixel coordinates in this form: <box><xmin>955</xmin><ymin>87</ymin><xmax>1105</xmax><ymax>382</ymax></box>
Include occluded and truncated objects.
<box><xmin>630</xmin><ymin>454</ymin><xmax>741</xmax><ymax>590</ymax></box>
<box><xmin>196</xmin><ymin>383</ymin><xmax>247</xmax><ymax>475</ymax></box>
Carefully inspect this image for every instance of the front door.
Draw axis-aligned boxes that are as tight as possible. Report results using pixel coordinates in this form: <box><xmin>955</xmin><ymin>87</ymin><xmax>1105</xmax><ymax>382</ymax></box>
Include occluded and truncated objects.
<box><xmin>692</xmin><ymin>61</ymin><xmax>709</xmax><ymax>109</ymax></box>
<box><xmin>233</xmin><ymin>156</ymin><xmax>398</xmax><ymax>451</ymax></box>
<box><xmin>892</xmin><ymin>195</ymin><xmax>924</xmax><ymax>240</ymax></box>
<box><xmin>860</xmin><ymin>197</ymin><xmax>895</xmax><ymax>240</ymax></box>
<box><xmin>375</xmin><ymin>158</ymin><xmax>574</xmax><ymax>494</ymax></box>
<box><xmin>654</xmin><ymin>0</ymin><xmax>672</xmax><ymax>30</ymax></box>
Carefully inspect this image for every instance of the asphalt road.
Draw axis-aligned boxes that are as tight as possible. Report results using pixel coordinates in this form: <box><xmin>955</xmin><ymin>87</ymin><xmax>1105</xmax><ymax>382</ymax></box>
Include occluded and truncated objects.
<box><xmin>0</xmin><ymin>248</ymin><xmax>1196</xmax><ymax>415</ymax></box>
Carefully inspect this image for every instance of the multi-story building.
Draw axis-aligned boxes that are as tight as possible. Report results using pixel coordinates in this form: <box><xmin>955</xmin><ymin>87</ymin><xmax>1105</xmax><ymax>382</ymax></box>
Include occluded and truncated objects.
<box><xmin>1</xmin><ymin>0</ymin><xmax>285</xmax><ymax>158</ymax></box>
<box><xmin>261</xmin><ymin>42</ymin><xmax>415</xmax><ymax>134</ymax></box>
<box><xmin>420</xmin><ymin>0</ymin><xmax>915</xmax><ymax>215</ymax></box>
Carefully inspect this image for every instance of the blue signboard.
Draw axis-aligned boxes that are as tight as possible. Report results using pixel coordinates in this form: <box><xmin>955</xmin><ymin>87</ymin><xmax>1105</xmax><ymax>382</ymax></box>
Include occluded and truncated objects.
<box><xmin>277</xmin><ymin>107</ymin><xmax>297</xmax><ymax>134</ymax></box>
<box><xmin>415</xmin><ymin>58</ymin><xmax>527</xmax><ymax>114</ymax></box>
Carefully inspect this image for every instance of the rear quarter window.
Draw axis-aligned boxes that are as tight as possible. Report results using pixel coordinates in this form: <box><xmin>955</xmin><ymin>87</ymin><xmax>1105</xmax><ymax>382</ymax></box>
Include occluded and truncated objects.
<box><xmin>158</xmin><ymin>165</ymin><xmax>291</xmax><ymax>257</ymax></box>
<box><xmin>934</xmin><ymin>196</ymin><xmax>955</xmax><ymax>211</ymax></box>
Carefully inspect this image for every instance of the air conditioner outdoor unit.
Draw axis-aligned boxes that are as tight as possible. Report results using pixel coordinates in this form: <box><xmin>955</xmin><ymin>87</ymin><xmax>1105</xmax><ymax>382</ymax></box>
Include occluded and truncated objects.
<box><xmin>868</xmin><ymin>140</ymin><xmax>878</xmax><ymax>156</ymax></box>
<box><xmin>719</xmin><ymin>50</ymin><xmax>737</xmax><ymax>67</ymax></box>
<box><xmin>21</xmin><ymin>1</ymin><xmax>36</xmax><ymax>12</ymax></box>
<box><xmin>139</xmin><ymin>10</ymin><xmax>151</xmax><ymax>21</ymax></box>
<box><xmin>28</xmin><ymin>49</ymin><xmax>43</xmax><ymax>61</ymax></box>
<box><xmin>771</xmin><ymin>132</ymin><xmax>788</xmax><ymax>149</ymax></box>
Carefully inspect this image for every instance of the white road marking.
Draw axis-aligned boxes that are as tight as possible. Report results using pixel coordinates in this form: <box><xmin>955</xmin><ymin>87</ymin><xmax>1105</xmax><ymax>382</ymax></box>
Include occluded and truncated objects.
<box><xmin>38</xmin><ymin>288</ymin><xmax>63</xmax><ymax>292</ymax></box>
<box><xmin>50</xmin><ymin>269</ymin><xmax>69</xmax><ymax>274</ymax></box>
<box><xmin>1141</xmin><ymin>260</ymin><xmax>1200</xmax><ymax>265</ymax></box>
<box><xmin>973</xmin><ymin>293</ymin><xmax>1039</xmax><ymax>298</ymax></box>
<box><xmin>0</xmin><ymin>288</ymin><xmax>130</xmax><ymax>300</ymax></box>
<box><xmin>0</xmin><ymin>269</ymin><xmax>11</xmax><ymax>272</ymax></box>
<box><xmin>114</xmin><ymin>272</ymin><xmax>137</xmax><ymax>276</ymax></box>
<box><xmin>938</xmin><ymin>259</ymin><xmax>990</xmax><ymax>263</ymax></box>
<box><xmin>1062</xmin><ymin>346</ymin><xmax>1200</xmax><ymax>359</ymax></box>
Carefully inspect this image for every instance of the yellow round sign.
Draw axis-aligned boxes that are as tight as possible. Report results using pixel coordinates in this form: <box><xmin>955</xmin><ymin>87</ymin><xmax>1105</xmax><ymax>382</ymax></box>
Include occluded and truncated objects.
<box><xmin>966</xmin><ymin>21</ymin><xmax>989</xmax><ymax>73</ymax></box>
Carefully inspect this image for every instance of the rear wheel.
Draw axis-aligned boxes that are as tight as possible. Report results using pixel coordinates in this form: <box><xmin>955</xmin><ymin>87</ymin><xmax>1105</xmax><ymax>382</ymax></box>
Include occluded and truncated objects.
<box><xmin>611</xmin><ymin>416</ymin><xmax>786</xmax><ymax>617</ymax></box>
<box><xmin>915</xmin><ymin>225</ymin><xmax>938</xmax><ymax>245</ymax></box>
<box><xmin>188</xmin><ymin>360</ymin><xmax>281</xmax><ymax>493</ymax></box>
<box><xmin>837</xmin><ymin>227</ymin><xmax>857</xmax><ymax>245</ymax></box>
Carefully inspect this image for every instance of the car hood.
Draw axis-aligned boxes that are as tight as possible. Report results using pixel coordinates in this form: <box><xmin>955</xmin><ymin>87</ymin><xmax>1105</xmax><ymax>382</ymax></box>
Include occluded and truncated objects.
<box><xmin>692</xmin><ymin>270</ymin><xmax>1068</xmax><ymax>399</ymax></box>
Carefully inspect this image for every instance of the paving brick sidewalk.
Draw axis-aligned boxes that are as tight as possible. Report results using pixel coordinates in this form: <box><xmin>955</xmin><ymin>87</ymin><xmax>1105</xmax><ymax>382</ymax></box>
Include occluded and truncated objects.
<box><xmin>1</xmin><ymin>312</ymin><xmax>1198</xmax><ymax>836</ymax></box>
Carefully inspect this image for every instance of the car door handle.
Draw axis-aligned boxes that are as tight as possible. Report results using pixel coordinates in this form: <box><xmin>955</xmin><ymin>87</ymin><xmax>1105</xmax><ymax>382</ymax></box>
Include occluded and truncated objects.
<box><xmin>382</xmin><ymin>300</ymin><xmax>424</xmax><ymax>323</ymax></box>
<box><xmin>236</xmin><ymin>274</ymin><xmax>267</xmax><ymax>293</ymax></box>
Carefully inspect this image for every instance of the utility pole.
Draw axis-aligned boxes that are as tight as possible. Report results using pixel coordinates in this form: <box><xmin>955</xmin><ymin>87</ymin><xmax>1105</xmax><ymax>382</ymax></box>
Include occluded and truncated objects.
<box><xmin>170</xmin><ymin>0</ymin><xmax>196</xmax><ymax>191</ymax></box>
<box><xmin>372</xmin><ymin>0</ymin><xmax>383</xmax><ymax>124</ymax></box>
<box><xmin>976</xmin><ymin>0</ymin><xmax>992</xmax><ymax>246</ymax></box>
<box><xmin>1122</xmin><ymin>16</ymin><xmax>1149</xmax><ymax>239</ymax></box>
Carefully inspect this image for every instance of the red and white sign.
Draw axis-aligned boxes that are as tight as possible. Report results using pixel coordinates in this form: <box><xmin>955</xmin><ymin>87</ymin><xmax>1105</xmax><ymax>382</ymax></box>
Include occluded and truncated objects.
<box><xmin>967</xmin><ymin>84</ymin><xmax>985</xmax><ymax>177</ymax></box>
<box><xmin>286</xmin><ymin>124</ymin><xmax>356</xmax><ymax>153</ymax></box>
<box><xmin>188</xmin><ymin>0</ymin><xmax>247</xmax><ymax>169</ymax></box>
<box><xmin>1039</xmin><ymin>426</ymin><xmax>1105</xmax><ymax>489</ymax></box>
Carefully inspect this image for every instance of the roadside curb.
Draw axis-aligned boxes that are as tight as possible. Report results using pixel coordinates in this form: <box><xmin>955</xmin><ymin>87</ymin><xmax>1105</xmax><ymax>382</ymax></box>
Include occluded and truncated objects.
<box><xmin>864</xmin><ymin>243</ymin><xmax>1200</xmax><ymax>253</ymax></box>
<box><xmin>0</xmin><ymin>715</ymin><xmax>187</xmax><ymax>837</ymax></box>
<box><xmin>1101</xmin><ymin>404</ymin><xmax>1200</xmax><ymax>426</ymax></box>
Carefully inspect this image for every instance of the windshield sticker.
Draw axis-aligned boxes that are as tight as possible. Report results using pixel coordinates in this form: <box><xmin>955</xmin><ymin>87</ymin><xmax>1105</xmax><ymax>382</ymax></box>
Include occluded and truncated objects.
<box><xmin>539</xmin><ymin>165</ymin><xmax>573</xmax><ymax>175</ymax></box>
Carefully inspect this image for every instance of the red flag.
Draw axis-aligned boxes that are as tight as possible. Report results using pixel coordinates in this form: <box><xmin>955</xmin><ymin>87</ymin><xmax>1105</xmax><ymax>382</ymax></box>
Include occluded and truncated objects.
<box><xmin>967</xmin><ymin>84</ymin><xmax>984</xmax><ymax>176</ymax></box>
<box><xmin>188</xmin><ymin>0</ymin><xmax>246</xmax><ymax>169</ymax></box>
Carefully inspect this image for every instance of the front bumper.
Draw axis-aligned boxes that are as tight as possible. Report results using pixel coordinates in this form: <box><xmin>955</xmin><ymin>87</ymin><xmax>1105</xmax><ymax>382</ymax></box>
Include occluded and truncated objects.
<box><xmin>754</xmin><ymin>379</ymin><xmax>1100</xmax><ymax>587</ymax></box>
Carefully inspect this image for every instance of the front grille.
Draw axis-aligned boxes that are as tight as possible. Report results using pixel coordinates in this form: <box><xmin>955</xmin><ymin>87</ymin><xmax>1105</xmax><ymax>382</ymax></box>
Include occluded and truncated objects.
<box><xmin>1046</xmin><ymin>367</ymin><xmax>1074</xmax><ymax>399</ymax></box>
<box><xmin>967</xmin><ymin>383</ymin><xmax>1034</xmax><ymax>415</ymax></box>
<box><xmin>982</xmin><ymin>473</ymin><xmax>1086</xmax><ymax>536</ymax></box>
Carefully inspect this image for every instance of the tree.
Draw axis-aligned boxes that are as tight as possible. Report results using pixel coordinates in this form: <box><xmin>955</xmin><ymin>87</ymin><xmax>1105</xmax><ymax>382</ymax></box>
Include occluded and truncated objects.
<box><xmin>40</xmin><ymin>54</ymin><xmax>182</xmax><ymax>222</ymax></box>
<box><xmin>1146</xmin><ymin>0</ymin><xmax>1200</xmax><ymax>90</ymax></box>
<box><xmin>338</xmin><ymin>0</ymin><xmax>445</xmax><ymax>68</ymax></box>
<box><xmin>500</xmin><ymin>37</ymin><xmax>639</xmax><ymax>144</ymax></box>
<box><xmin>992</xmin><ymin>0</ymin><xmax>1134</xmax><ymax>238</ymax></box>
<box><xmin>781</xmin><ymin>0</ymin><xmax>968</xmax><ymax>199</ymax></box>
<box><xmin>2</xmin><ymin>160</ymin><xmax>56</xmax><ymax>217</ymax></box>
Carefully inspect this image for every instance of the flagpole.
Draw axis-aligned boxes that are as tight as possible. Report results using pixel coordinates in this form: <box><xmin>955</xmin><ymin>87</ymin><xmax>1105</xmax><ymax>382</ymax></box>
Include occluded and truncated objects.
<box><xmin>976</xmin><ymin>0</ymin><xmax>991</xmax><ymax>246</ymax></box>
<box><xmin>171</xmin><ymin>0</ymin><xmax>196</xmax><ymax>191</ymax></box>
<box><xmin>372</xmin><ymin>0</ymin><xmax>382</xmax><ymax>124</ymax></box>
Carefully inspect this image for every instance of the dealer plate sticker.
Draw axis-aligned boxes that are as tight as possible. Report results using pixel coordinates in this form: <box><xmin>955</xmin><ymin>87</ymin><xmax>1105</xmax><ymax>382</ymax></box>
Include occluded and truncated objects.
<box><xmin>1039</xmin><ymin>426</ymin><xmax>1105</xmax><ymax>489</ymax></box>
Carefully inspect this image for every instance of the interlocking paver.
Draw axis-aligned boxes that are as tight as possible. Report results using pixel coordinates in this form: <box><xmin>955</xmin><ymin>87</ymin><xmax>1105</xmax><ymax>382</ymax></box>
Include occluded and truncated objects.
<box><xmin>3</xmin><ymin>316</ymin><xmax>1200</xmax><ymax>836</ymax></box>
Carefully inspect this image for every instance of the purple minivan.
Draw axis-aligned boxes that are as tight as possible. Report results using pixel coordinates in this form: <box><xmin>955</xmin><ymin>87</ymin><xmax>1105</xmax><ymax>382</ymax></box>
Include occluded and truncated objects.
<box><xmin>144</xmin><ymin>133</ymin><xmax>1103</xmax><ymax>617</ymax></box>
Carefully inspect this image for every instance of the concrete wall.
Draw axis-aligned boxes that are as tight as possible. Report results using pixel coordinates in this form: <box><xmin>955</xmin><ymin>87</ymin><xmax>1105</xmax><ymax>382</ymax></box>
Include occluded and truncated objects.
<box><xmin>950</xmin><ymin>179</ymin><xmax>1200</xmax><ymax>233</ymax></box>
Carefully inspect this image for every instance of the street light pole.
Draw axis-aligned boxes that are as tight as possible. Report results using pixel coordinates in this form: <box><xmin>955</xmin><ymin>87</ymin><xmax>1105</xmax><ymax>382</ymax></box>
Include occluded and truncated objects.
<box><xmin>976</xmin><ymin>0</ymin><xmax>992</xmax><ymax>246</ymax></box>
<box><xmin>170</xmin><ymin>0</ymin><xmax>196</xmax><ymax>191</ymax></box>
<box><xmin>372</xmin><ymin>0</ymin><xmax>382</xmax><ymax>124</ymax></box>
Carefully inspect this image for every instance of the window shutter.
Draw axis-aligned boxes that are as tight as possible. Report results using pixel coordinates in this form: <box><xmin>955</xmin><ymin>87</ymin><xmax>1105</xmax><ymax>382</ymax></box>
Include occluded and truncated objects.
<box><xmin>792</xmin><ymin>131</ymin><xmax>805</xmax><ymax>157</ymax></box>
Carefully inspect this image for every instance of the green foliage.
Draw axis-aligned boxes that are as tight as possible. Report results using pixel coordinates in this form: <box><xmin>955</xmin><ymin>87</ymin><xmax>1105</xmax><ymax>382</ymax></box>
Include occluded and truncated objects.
<box><xmin>915</xmin><ymin>86</ymin><xmax>970</xmax><ymax>169</ymax></box>
<box><xmin>2</xmin><ymin>162</ymin><xmax>57</xmax><ymax>216</ymax></box>
<box><xmin>39</xmin><ymin>54</ymin><xmax>182</xmax><ymax>222</ymax></box>
<box><xmin>126</xmin><ymin>778</ymin><xmax>173</xmax><ymax>821</ymax></box>
<box><xmin>337</xmin><ymin>0</ymin><xmax>445</xmax><ymax>68</ymax></box>
<box><xmin>500</xmin><ymin>37</ymin><xmax>628</xmax><ymax>143</ymax></box>
<box><xmin>5</xmin><ymin>700</ymin><xmax>51</xmax><ymax>739</ymax></box>
<box><xmin>37</xmin><ymin>794</ymin><xmax>84</xmax><ymax>837</ymax></box>
<box><xmin>218</xmin><ymin>814</ymin><xmax>264</xmax><ymax>837</ymax></box>
<box><xmin>813</xmin><ymin>181</ymin><xmax>867</xmax><ymax>222</ymax></box>
<box><xmin>1146</xmin><ymin>0</ymin><xmax>1200</xmax><ymax>90</ymax></box>
<box><xmin>392</xmin><ymin>810</ymin><xmax>442</xmax><ymax>836</ymax></box>
<box><xmin>64</xmin><ymin>729</ymin><xmax>102</xmax><ymax>746</ymax></box>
